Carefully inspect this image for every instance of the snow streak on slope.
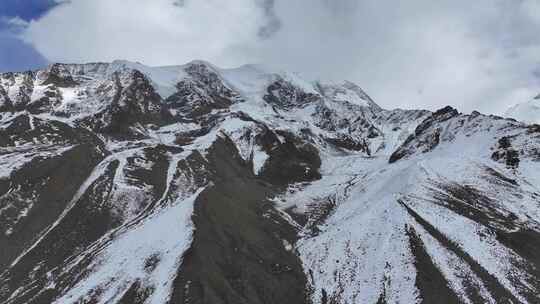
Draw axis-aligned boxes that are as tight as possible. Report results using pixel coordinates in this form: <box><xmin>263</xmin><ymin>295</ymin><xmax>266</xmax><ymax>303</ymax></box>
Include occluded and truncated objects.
<box><xmin>55</xmin><ymin>189</ymin><xmax>202</xmax><ymax>304</ymax></box>
<box><xmin>296</xmin><ymin>158</ymin><xmax>420</xmax><ymax>304</ymax></box>
<box><xmin>276</xmin><ymin>112</ymin><xmax>540</xmax><ymax>303</ymax></box>
<box><xmin>0</xmin><ymin>144</ymin><xmax>75</xmax><ymax>180</ymax></box>
<box><xmin>7</xmin><ymin>152</ymin><xmax>117</xmax><ymax>269</ymax></box>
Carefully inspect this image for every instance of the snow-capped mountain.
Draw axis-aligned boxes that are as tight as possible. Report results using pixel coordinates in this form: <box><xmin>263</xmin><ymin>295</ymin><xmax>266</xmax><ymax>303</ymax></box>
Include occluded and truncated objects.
<box><xmin>505</xmin><ymin>93</ymin><xmax>540</xmax><ymax>124</ymax></box>
<box><xmin>0</xmin><ymin>60</ymin><xmax>539</xmax><ymax>304</ymax></box>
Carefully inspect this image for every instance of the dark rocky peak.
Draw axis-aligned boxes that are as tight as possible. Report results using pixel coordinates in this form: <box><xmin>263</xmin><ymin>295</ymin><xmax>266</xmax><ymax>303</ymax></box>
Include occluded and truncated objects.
<box><xmin>387</xmin><ymin>106</ymin><xmax>536</xmax><ymax>164</ymax></box>
<box><xmin>432</xmin><ymin>105</ymin><xmax>459</xmax><ymax>119</ymax></box>
<box><xmin>114</xmin><ymin>69</ymin><xmax>163</xmax><ymax>111</ymax></box>
<box><xmin>263</xmin><ymin>77</ymin><xmax>322</xmax><ymax>110</ymax></box>
<box><xmin>389</xmin><ymin>106</ymin><xmax>460</xmax><ymax>163</ymax></box>
<box><xmin>534</xmin><ymin>93</ymin><xmax>540</xmax><ymax>100</ymax></box>
<box><xmin>87</xmin><ymin>69</ymin><xmax>170</xmax><ymax>138</ymax></box>
<box><xmin>166</xmin><ymin>62</ymin><xmax>239</xmax><ymax>119</ymax></box>
<box><xmin>414</xmin><ymin>106</ymin><xmax>459</xmax><ymax>137</ymax></box>
<box><xmin>0</xmin><ymin>63</ymin><xmax>128</xmax><ymax>116</ymax></box>
<box><xmin>41</xmin><ymin>63</ymin><xmax>78</xmax><ymax>87</ymax></box>
<box><xmin>0</xmin><ymin>71</ymin><xmax>35</xmax><ymax>111</ymax></box>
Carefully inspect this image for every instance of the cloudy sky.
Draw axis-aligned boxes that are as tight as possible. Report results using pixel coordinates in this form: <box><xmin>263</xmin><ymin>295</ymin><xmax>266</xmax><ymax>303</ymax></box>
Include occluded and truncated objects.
<box><xmin>1</xmin><ymin>0</ymin><xmax>539</xmax><ymax>114</ymax></box>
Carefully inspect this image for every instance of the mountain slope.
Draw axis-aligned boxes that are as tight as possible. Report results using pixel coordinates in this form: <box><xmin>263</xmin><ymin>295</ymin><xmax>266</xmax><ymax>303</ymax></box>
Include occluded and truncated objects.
<box><xmin>505</xmin><ymin>93</ymin><xmax>540</xmax><ymax>124</ymax></box>
<box><xmin>0</xmin><ymin>61</ymin><xmax>539</xmax><ymax>304</ymax></box>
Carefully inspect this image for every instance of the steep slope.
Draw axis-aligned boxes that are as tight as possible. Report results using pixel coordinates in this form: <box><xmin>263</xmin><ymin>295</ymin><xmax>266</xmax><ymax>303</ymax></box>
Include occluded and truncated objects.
<box><xmin>505</xmin><ymin>93</ymin><xmax>540</xmax><ymax>124</ymax></box>
<box><xmin>0</xmin><ymin>61</ymin><xmax>539</xmax><ymax>304</ymax></box>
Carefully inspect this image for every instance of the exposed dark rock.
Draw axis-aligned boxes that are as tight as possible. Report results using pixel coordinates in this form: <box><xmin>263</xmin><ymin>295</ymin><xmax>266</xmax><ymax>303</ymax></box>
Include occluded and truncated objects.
<box><xmin>0</xmin><ymin>143</ymin><xmax>187</xmax><ymax>304</ymax></box>
<box><xmin>0</xmin><ymin>141</ymin><xmax>105</xmax><ymax>270</ymax></box>
<box><xmin>433</xmin><ymin>106</ymin><xmax>459</xmax><ymax>118</ymax></box>
<box><xmin>325</xmin><ymin>134</ymin><xmax>370</xmax><ymax>154</ymax></box>
<box><xmin>406</xmin><ymin>226</ymin><xmax>461</xmax><ymax>304</ymax></box>
<box><xmin>0</xmin><ymin>84</ymin><xmax>13</xmax><ymax>112</ymax></box>
<box><xmin>389</xmin><ymin>106</ymin><xmax>460</xmax><ymax>163</ymax></box>
<box><xmin>105</xmin><ymin>70</ymin><xmax>170</xmax><ymax>134</ymax></box>
<box><xmin>314</xmin><ymin>105</ymin><xmax>350</xmax><ymax>131</ymax></box>
<box><xmin>528</xmin><ymin>124</ymin><xmax>540</xmax><ymax>134</ymax></box>
<box><xmin>491</xmin><ymin>136</ymin><xmax>520</xmax><ymax>168</ymax></box>
<box><xmin>42</xmin><ymin>64</ymin><xmax>78</xmax><ymax>88</ymax></box>
<box><xmin>259</xmin><ymin>132</ymin><xmax>321</xmax><ymax>185</ymax></box>
<box><xmin>78</xmin><ymin>70</ymin><xmax>173</xmax><ymax>139</ymax></box>
<box><xmin>166</xmin><ymin>62</ymin><xmax>239</xmax><ymax>119</ymax></box>
<box><xmin>302</xmin><ymin>197</ymin><xmax>338</xmax><ymax>237</ymax></box>
<box><xmin>118</xmin><ymin>280</ymin><xmax>153</xmax><ymax>304</ymax></box>
<box><xmin>484</xmin><ymin>166</ymin><xmax>518</xmax><ymax>186</ymax></box>
<box><xmin>399</xmin><ymin>200</ymin><xmax>521</xmax><ymax>303</ymax></box>
<box><xmin>169</xmin><ymin>136</ymin><xmax>309</xmax><ymax>304</ymax></box>
<box><xmin>0</xmin><ymin>114</ymin><xmax>98</xmax><ymax>147</ymax></box>
<box><xmin>428</xmin><ymin>182</ymin><xmax>518</xmax><ymax>231</ymax></box>
<box><xmin>264</xmin><ymin>78</ymin><xmax>320</xmax><ymax>110</ymax></box>
<box><xmin>0</xmin><ymin>159</ymin><xmax>118</xmax><ymax>303</ymax></box>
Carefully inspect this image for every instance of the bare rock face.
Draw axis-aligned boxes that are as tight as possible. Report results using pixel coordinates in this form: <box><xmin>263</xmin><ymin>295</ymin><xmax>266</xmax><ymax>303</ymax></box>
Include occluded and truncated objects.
<box><xmin>166</xmin><ymin>62</ymin><xmax>240</xmax><ymax>119</ymax></box>
<box><xmin>264</xmin><ymin>78</ymin><xmax>321</xmax><ymax>110</ymax></box>
<box><xmin>0</xmin><ymin>61</ymin><xmax>539</xmax><ymax>304</ymax></box>
<box><xmin>491</xmin><ymin>136</ymin><xmax>520</xmax><ymax>168</ymax></box>
<box><xmin>42</xmin><ymin>63</ymin><xmax>79</xmax><ymax>88</ymax></box>
<box><xmin>389</xmin><ymin>106</ymin><xmax>460</xmax><ymax>163</ymax></box>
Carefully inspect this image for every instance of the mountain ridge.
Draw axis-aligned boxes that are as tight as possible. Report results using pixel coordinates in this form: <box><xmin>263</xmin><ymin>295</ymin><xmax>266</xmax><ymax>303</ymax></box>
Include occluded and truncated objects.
<box><xmin>505</xmin><ymin>93</ymin><xmax>540</xmax><ymax>125</ymax></box>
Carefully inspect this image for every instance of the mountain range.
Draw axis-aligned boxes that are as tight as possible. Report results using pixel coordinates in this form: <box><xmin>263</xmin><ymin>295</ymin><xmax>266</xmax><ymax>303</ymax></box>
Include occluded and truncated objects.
<box><xmin>0</xmin><ymin>60</ymin><xmax>539</xmax><ymax>304</ymax></box>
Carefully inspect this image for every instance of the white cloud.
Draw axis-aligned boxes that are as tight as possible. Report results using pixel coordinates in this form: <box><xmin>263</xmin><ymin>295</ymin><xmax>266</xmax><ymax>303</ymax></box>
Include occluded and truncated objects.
<box><xmin>23</xmin><ymin>0</ymin><xmax>264</xmax><ymax>66</ymax></box>
<box><xmin>20</xmin><ymin>0</ymin><xmax>540</xmax><ymax>114</ymax></box>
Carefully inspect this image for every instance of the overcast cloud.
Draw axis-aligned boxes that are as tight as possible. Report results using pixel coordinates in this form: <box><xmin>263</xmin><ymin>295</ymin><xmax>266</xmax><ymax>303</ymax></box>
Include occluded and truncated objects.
<box><xmin>18</xmin><ymin>0</ymin><xmax>540</xmax><ymax>114</ymax></box>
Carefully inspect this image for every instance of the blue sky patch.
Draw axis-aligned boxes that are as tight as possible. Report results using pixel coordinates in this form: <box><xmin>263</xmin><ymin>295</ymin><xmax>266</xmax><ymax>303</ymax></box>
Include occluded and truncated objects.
<box><xmin>0</xmin><ymin>0</ymin><xmax>58</xmax><ymax>72</ymax></box>
<box><xmin>0</xmin><ymin>0</ymin><xmax>59</xmax><ymax>21</ymax></box>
